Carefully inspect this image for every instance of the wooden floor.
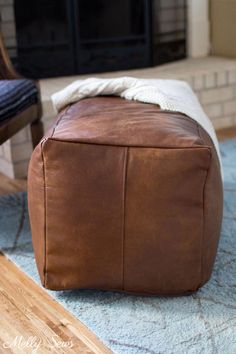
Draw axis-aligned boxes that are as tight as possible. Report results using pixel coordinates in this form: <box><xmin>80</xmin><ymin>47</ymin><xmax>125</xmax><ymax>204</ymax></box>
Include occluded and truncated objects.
<box><xmin>0</xmin><ymin>169</ymin><xmax>113</xmax><ymax>351</ymax></box>
<box><xmin>216</xmin><ymin>126</ymin><xmax>236</xmax><ymax>141</ymax></box>
<box><xmin>0</xmin><ymin>255</ymin><xmax>111</xmax><ymax>354</ymax></box>
<box><xmin>0</xmin><ymin>127</ymin><xmax>235</xmax><ymax>354</ymax></box>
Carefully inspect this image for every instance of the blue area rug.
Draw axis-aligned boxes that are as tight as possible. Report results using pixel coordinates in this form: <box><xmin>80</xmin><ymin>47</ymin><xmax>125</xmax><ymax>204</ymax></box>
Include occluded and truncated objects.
<box><xmin>0</xmin><ymin>139</ymin><xmax>236</xmax><ymax>354</ymax></box>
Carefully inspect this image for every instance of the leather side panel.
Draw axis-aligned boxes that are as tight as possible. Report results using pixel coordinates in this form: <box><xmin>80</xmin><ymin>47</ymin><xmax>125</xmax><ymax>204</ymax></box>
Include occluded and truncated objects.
<box><xmin>42</xmin><ymin>139</ymin><xmax>126</xmax><ymax>290</ymax></box>
<box><xmin>28</xmin><ymin>141</ymin><xmax>46</xmax><ymax>285</ymax></box>
<box><xmin>198</xmin><ymin>129</ymin><xmax>223</xmax><ymax>285</ymax></box>
<box><xmin>124</xmin><ymin>147</ymin><xmax>211</xmax><ymax>295</ymax></box>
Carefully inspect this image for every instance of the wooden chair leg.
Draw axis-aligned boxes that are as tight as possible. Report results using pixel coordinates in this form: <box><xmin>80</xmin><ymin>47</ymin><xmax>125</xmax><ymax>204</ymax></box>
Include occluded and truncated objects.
<box><xmin>30</xmin><ymin>118</ymin><xmax>44</xmax><ymax>149</ymax></box>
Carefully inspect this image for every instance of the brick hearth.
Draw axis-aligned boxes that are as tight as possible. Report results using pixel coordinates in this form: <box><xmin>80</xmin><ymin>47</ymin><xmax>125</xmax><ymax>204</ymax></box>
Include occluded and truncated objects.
<box><xmin>1</xmin><ymin>56</ymin><xmax>236</xmax><ymax>178</ymax></box>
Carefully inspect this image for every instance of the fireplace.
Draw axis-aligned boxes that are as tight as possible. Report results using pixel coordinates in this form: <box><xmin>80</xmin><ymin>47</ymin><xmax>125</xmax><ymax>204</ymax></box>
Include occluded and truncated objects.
<box><xmin>13</xmin><ymin>0</ymin><xmax>187</xmax><ymax>78</ymax></box>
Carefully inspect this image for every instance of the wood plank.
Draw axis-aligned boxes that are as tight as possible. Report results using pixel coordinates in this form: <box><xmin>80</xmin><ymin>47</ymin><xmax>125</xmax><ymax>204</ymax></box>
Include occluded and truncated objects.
<box><xmin>0</xmin><ymin>254</ymin><xmax>112</xmax><ymax>354</ymax></box>
<box><xmin>216</xmin><ymin>126</ymin><xmax>236</xmax><ymax>141</ymax></box>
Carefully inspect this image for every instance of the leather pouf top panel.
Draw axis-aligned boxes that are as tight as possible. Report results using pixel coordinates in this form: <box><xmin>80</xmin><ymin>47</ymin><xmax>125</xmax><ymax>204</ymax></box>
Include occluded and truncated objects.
<box><xmin>28</xmin><ymin>97</ymin><xmax>223</xmax><ymax>295</ymax></box>
<box><xmin>51</xmin><ymin>97</ymin><xmax>205</xmax><ymax>148</ymax></box>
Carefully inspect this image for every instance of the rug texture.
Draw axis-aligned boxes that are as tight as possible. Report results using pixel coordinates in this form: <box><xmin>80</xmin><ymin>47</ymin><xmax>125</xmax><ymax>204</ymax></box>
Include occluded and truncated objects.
<box><xmin>0</xmin><ymin>139</ymin><xmax>236</xmax><ymax>354</ymax></box>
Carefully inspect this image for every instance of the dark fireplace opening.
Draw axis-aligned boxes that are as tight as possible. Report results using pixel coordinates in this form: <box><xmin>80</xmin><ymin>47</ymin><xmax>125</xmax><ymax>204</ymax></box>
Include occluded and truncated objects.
<box><xmin>14</xmin><ymin>0</ymin><xmax>187</xmax><ymax>79</ymax></box>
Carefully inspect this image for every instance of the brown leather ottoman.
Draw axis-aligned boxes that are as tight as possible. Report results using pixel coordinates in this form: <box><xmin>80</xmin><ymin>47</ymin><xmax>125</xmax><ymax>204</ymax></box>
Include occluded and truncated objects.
<box><xmin>28</xmin><ymin>97</ymin><xmax>223</xmax><ymax>295</ymax></box>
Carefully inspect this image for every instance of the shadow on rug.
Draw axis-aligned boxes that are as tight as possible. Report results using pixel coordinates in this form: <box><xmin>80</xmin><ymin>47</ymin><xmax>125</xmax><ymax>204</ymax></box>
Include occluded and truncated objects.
<box><xmin>0</xmin><ymin>139</ymin><xmax>236</xmax><ymax>354</ymax></box>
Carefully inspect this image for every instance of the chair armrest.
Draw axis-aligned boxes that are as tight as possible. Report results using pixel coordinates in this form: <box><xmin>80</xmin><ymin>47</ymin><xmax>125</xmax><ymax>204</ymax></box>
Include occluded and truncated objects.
<box><xmin>0</xmin><ymin>31</ymin><xmax>20</xmax><ymax>79</ymax></box>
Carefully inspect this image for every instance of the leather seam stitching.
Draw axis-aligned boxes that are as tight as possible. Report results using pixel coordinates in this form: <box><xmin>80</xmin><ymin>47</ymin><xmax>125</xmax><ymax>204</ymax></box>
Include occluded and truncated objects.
<box><xmin>198</xmin><ymin>126</ymin><xmax>222</xmax><ymax>287</ymax></box>
<box><xmin>200</xmin><ymin>148</ymin><xmax>212</xmax><ymax>288</ymax></box>
<box><xmin>196</xmin><ymin>124</ymin><xmax>206</xmax><ymax>146</ymax></box>
<box><xmin>50</xmin><ymin>105</ymin><xmax>72</xmax><ymax>138</ymax></box>
<box><xmin>122</xmin><ymin>147</ymin><xmax>129</xmax><ymax>291</ymax></box>
<box><xmin>41</xmin><ymin>140</ymin><xmax>47</xmax><ymax>287</ymax></box>
<box><xmin>197</xmin><ymin>124</ymin><xmax>214</xmax><ymax>286</ymax></box>
<box><xmin>46</xmin><ymin>138</ymin><xmax>212</xmax><ymax>151</ymax></box>
<box><xmin>197</xmin><ymin>123</ymin><xmax>221</xmax><ymax>172</ymax></box>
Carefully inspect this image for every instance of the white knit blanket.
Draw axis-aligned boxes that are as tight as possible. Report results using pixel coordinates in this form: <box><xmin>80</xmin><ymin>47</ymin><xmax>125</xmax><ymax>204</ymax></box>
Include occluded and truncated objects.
<box><xmin>52</xmin><ymin>77</ymin><xmax>222</xmax><ymax>171</ymax></box>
